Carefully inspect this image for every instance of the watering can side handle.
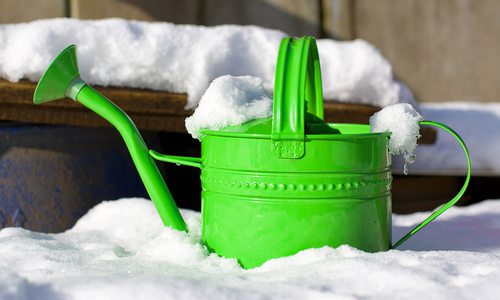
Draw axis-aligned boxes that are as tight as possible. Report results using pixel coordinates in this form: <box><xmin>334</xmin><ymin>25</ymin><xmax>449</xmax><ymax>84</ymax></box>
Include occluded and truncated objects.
<box><xmin>149</xmin><ymin>150</ymin><xmax>202</xmax><ymax>169</ymax></box>
<box><xmin>392</xmin><ymin>120</ymin><xmax>471</xmax><ymax>249</ymax></box>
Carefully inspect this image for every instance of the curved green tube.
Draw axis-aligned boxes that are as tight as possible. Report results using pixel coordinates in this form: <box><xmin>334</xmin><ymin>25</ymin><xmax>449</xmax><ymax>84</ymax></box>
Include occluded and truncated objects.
<box><xmin>74</xmin><ymin>83</ymin><xmax>187</xmax><ymax>232</ymax></box>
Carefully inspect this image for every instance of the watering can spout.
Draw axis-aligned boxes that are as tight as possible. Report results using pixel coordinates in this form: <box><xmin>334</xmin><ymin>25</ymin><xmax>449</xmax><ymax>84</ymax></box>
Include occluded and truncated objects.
<box><xmin>34</xmin><ymin>45</ymin><xmax>81</xmax><ymax>104</ymax></box>
<box><xmin>33</xmin><ymin>45</ymin><xmax>187</xmax><ymax>232</ymax></box>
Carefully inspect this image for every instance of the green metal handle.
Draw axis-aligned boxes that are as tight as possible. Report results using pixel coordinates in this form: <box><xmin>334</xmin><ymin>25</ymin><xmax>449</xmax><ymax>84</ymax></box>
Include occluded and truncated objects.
<box><xmin>271</xmin><ymin>36</ymin><xmax>324</xmax><ymax>159</ymax></box>
<box><xmin>392</xmin><ymin>120</ymin><xmax>471</xmax><ymax>249</ymax></box>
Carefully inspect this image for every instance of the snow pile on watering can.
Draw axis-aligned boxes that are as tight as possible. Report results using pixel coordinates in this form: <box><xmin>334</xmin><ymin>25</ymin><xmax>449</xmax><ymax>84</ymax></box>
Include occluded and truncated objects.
<box><xmin>1</xmin><ymin>198</ymin><xmax>500</xmax><ymax>299</ymax></box>
<box><xmin>185</xmin><ymin>75</ymin><xmax>272</xmax><ymax>139</ymax></box>
<box><xmin>370</xmin><ymin>103</ymin><xmax>423</xmax><ymax>173</ymax></box>
<box><xmin>0</xmin><ymin>18</ymin><xmax>413</xmax><ymax>108</ymax></box>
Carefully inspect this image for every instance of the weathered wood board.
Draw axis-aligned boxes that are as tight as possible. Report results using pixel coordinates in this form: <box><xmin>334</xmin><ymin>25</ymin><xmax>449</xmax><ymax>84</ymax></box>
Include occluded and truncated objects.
<box><xmin>0</xmin><ymin>79</ymin><xmax>436</xmax><ymax>143</ymax></box>
<box><xmin>0</xmin><ymin>0</ymin><xmax>66</xmax><ymax>23</ymax></box>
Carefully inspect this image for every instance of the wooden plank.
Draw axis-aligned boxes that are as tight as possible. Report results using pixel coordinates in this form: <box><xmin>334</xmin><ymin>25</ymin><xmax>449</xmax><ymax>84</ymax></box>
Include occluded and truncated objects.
<box><xmin>0</xmin><ymin>79</ymin><xmax>436</xmax><ymax>143</ymax></box>
<box><xmin>0</xmin><ymin>80</ymin><xmax>188</xmax><ymax>114</ymax></box>
<box><xmin>354</xmin><ymin>0</ymin><xmax>500</xmax><ymax>103</ymax></box>
<box><xmin>0</xmin><ymin>79</ymin><xmax>191</xmax><ymax>132</ymax></box>
<box><xmin>0</xmin><ymin>0</ymin><xmax>66</xmax><ymax>23</ymax></box>
<box><xmin>323</xmin><ymin>101</ymin><xmax>436</xmax><ymax>144</ymax></box>
<box><xmin>323</xmin><ymin>101</ymin><xmax>377</xmax><ymax>124</ymax></box>
<box><xmin>321</xmin><ymin>0</ymin><xmax>355</xmax><ymax>40</ymax></box>
<box><xmin>70</xmin><ymin>0</ymin><xmax>201</xmax><ymax>24</ymax></box>
<box><xmin>202</xmin><ymin>0</ymin><xmax>321</xmax><ymax>37</ymax></box>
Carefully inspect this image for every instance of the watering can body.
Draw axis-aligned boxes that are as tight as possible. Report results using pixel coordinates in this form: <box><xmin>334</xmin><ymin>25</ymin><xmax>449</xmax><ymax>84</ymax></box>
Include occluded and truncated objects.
<box><xmin>200</xmin><ymin>123</ymin><xmax>392</xmax><ymax>268</ymax></box>
<box><xmin>197</xmin><ymin>37</ymin><xmax>392</xmax><ymax>267</ymax></box>
<box><xmin>33</xmin><ymin>36</ymin><xmax>471</xmax><ymax>269</ymax></box>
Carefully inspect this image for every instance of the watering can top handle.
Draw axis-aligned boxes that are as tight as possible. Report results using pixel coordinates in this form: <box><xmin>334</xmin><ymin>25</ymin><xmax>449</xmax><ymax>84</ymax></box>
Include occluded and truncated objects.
<box><xmin>271</xmin><ymin>37</ymin><xmax>324</xmax><ymax>159</ymax></box>
<box><xmin>392</xmin><ymin>120</ymin><xmax>472</xmax><ymax>249</ymax></box>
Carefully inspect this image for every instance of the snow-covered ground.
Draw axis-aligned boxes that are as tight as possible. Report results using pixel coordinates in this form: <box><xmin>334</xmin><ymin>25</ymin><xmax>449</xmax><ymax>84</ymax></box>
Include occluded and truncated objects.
<box><xmin>0</xmin><ymin>18</ymin><xmax>413</xmax><ymax>108</ymax></box>
<box><xmin>0</xmin><ymin>198</ymin><xmax>499</xmax><ymax>300</ymax></box>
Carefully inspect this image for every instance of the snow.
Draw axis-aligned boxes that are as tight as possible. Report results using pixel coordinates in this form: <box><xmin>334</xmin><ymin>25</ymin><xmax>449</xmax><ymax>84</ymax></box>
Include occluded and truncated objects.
<box><xmin>1</xmin><ymin>198</ymin><xmax>500</xmax><ymax>299</ymax></box>
<box><xmin>370</xmin><ymin>103</ymin><xmax>423</xmax><ymax>174</ymax></box>
<box><xmin>393</xmin><ymin>102</ymin><xmax>500</xmax><ymax>176</ymax></box>
<box><xmin>185</xmin><ymin>75</ymin><xmax>272</xmax><ymax>139</ymax></box>
<box><xmin>0</xmin><ymin>18</ymin><xmax>413</xmax><ymax>108</ymax></box>
<box><xmin>318</xmin><ymin>39</ymin><xmax>416</xmax><ymax>107</ymax></box>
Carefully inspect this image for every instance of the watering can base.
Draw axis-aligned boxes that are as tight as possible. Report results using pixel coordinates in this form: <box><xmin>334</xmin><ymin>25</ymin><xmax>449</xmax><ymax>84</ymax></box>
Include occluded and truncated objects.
<box><xmin>205</xmin><ymin>243</ymin><xmax>392</xmax><ymax>270</ymax></box>
<box><xmin>201</xmin><ymin>194</ymin><xmax>391</xmax><ymax>269</ymax></box>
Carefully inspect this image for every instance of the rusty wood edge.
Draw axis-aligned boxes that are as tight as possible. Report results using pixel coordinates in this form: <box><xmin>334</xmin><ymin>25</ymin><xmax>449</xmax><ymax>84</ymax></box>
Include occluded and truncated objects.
<box><xmin>0</xmin><ymin>103</ymin><xmax>187</xmax><ymax>133</ymax></box>
<box><xmin>0</xmin><ymin>79</ymin><xmax>436</xmax><ymax>143</ymax></box>
<box><xmin>0</xmin><ymin>79</ymin><xmax>190</xmax><ymax>114</ymax></box>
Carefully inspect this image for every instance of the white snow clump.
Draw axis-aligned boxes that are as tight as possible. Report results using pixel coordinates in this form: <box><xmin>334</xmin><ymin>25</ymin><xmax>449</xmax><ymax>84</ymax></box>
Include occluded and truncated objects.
<box><xmin>318</xmin><ymin>39</ymin><xmax>415</xmax><ymax>107</ymax></box>
<box><xmin>185</xmin><ymin>75</ymin><xmax>272</xmax><ymax>139</ymax></box>
<box><xmin>370</xmin><ymin>103</ymin><xmax>423</xmax><ymax>174</ymax></box>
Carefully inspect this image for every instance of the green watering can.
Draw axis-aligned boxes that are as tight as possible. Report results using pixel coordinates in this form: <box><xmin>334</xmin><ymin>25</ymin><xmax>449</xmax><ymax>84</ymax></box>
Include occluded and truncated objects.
<box><xmin>33</xmin><ymin>37</ymin><xmax>471</xmax><ymax>269</ymax></box>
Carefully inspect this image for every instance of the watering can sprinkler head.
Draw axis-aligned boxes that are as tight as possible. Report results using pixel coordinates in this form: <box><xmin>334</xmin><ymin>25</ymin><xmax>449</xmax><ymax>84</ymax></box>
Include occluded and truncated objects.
<box><xmin>33</xmin><ymin>45</ymin><xmax>84</xmax><ymax>104</ymax></box>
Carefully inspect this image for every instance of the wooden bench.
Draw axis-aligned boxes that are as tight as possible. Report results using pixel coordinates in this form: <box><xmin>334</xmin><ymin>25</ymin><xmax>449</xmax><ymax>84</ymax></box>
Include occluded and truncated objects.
<box><xmin>0</xmin><ymin>79</ymin><xmax>437</xmax><ymax>143</ymax></box>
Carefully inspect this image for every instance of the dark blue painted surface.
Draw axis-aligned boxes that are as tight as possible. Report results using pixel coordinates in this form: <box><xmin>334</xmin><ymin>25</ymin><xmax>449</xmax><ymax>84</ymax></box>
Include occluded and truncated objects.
<box><xmin>0</xmin><ymin>123</ymin><xmax>157</xmax><ymax>232</ymax></box>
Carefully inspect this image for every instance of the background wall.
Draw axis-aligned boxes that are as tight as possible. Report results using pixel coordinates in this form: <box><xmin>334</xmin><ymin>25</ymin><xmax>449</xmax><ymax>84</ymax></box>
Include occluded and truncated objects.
<box><xmin>1</xmin><ymin>0</ymin><xmax>498</xmax><ymax>103</ymax></box>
